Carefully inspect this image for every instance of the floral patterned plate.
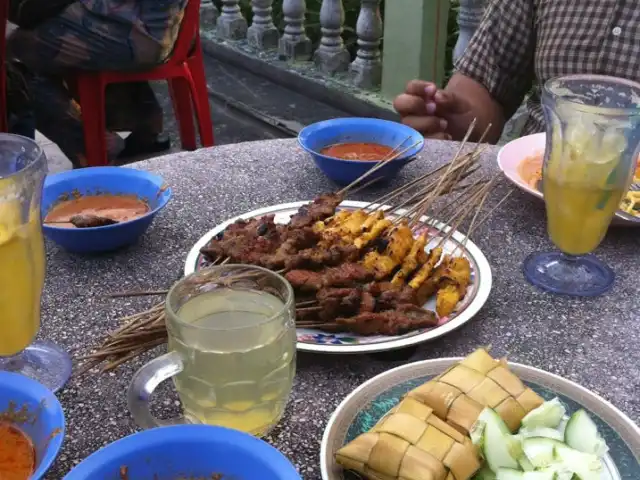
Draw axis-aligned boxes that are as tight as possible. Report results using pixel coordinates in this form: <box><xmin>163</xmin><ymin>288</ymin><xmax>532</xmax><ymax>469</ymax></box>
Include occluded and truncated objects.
<box><xmin>184</xmin><ymin>201</ymin><xmax>492</xmax><ymax>354</ymax></box>
<box><xmin>321</xmin><ymin>358</ymin><xmax>640</xmax><ymax>479</ymax></box>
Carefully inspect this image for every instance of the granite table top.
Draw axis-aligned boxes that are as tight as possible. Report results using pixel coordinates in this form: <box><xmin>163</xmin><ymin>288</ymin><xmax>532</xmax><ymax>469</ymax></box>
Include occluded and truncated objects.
<box><xmin>41</xmin><ymin>138</ymin><xmax>640</xmax><ymax>478</ymax></box>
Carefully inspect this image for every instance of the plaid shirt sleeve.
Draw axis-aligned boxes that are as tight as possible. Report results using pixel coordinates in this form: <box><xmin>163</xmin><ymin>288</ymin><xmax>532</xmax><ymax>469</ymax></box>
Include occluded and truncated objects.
<box><xmin>454</xmin><ymin>0</ymin><xmax>536</xmax><ymax>118</ymax></box>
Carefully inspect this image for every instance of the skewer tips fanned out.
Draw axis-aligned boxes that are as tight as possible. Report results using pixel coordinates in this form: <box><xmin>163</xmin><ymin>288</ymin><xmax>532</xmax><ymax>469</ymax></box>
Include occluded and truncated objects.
<box><xmin>335</xmin><ymin>349</ymin><xmax>543</xmax><ymax>480</ymax></box>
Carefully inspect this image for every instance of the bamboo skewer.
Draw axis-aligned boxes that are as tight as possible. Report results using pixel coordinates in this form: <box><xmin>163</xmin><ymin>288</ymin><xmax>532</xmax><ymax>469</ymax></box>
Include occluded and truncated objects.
<box><xmin>78</xmin><ymin>120</ymin><xmax>518</xmax><ymax>375</ymax></box>
<box><xmin>337</xmin><ymin>140</ymin><xmax>423</xmax><ymax>196</ymax></box>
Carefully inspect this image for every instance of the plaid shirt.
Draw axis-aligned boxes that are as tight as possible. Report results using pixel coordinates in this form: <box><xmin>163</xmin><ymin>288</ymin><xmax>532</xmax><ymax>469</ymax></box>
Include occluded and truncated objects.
<box><xmin>455</xmin><ymin>0</ymin><xmax>640</xmax><ymax>136</ymax></box>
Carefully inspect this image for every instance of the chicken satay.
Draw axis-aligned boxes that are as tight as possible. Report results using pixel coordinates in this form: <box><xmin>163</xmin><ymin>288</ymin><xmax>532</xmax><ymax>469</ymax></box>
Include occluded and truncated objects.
<box><xmin>326</xmin><ymin>210</ymin><xmax>369</xmax><ymax>238</ymax></box>
<box><xmin>408</xmin><ymin>247</ymin><xmax>443</xmax><ymax>289</ymax></box>
<box><xmin>391</xmin><ymin>233</ymin><xmax>428</xmax><ymax>286</ymax></box>
<box><xmin>361</xmin><ymin>224</ymin><xmax>414</xmax><ymax>279</ymax></box>
<box><xmin>361</xmin><ymin>210</ymin><xmax>384</xmax><ymax>231</ymax></box>
<box><xmin>434</xmin><ymin>256</ymin><xmax>472</xmax><ymax>318</ymax></box>
<box><xmin>353</xmin><ymin>218</ymin><xmax>393</xmax><ymax>249</ymax></box>
<box><xmin>435</xmin><ymin>283</ymin><xmax>459</xmax><ymax>318</ymax></box>
<box><xmin>414</xmin><ymin>255</ymin><xmax>449</xmax><ymax>305</ymax></box>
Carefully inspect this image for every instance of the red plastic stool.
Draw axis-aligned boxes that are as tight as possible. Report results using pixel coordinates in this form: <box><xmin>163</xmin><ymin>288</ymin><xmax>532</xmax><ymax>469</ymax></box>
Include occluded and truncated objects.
<box><xmin>74</xmin><ymin>0</ymin><xmax>214</xmax><ymax>166</ymax></box>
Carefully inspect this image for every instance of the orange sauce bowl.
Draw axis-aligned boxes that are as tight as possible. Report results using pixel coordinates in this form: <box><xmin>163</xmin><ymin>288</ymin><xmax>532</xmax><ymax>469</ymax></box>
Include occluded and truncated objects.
<box><xmin>298</xmin><ymin>118</ymin><xmax>424</xmax><ymax>186</ymax></box>
<box><xmin>0</xmin><ymin>372</ymin><xmax>65</xmax><ymax>480</ymax></box>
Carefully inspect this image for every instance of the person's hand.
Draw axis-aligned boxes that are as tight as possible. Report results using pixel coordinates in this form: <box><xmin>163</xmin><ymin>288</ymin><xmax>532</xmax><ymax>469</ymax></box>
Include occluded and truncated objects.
<box><xmin>393</xmin><ymin>80</ymin><xmax>473</xmax><ymax>140</ymax></box>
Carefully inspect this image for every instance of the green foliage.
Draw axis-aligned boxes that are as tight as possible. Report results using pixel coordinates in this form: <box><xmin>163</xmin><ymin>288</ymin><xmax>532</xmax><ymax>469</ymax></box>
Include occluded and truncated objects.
<box><xmin>226</xmin><ymin>0</ymin><xmax>460</xmax><ymax>81</ymax></box>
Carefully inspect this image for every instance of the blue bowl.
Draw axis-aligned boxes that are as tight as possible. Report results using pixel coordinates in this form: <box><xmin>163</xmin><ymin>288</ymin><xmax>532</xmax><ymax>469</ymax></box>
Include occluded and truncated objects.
<box><xmin>0</xmin><ymin>372</ymin><xmax>65</xmax><ymax>480</ymax></box>
<box><xmin>64</xmin><ymin>425</ymin><xmax>301</xmax><ymax>480</ymax></box>
<box><xmin>298</xmin><ymin>117</ymin><xmax>424</xmax><ymax>185</ymax></box>
<box><xmin>42</xmin><ymin>166</ymin><xmax>172</xmax><ymax>254</ymax></box>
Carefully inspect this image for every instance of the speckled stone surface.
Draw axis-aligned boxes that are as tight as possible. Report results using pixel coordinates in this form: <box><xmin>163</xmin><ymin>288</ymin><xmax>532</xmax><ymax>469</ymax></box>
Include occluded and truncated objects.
<box><xmin>41</xmin><ymin>139</ymin><xmax>639</xmax><ymax>478</ymax></box>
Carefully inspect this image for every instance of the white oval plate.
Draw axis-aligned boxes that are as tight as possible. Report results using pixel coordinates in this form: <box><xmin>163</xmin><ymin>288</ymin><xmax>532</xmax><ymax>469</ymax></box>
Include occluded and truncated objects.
<box><xmin>497</xmin><ymin>132</ymin><xmax>639</xmax><ymax>226</ymax></box>
<box><xmin>184</xmin><ymin>201</ymin><xmax>492</xmax><ymax>354</ymax></box>
<box><xmin>321</xmin><ymin>357</ymin><xmax>640</xmax><ymax>480</ymax></box>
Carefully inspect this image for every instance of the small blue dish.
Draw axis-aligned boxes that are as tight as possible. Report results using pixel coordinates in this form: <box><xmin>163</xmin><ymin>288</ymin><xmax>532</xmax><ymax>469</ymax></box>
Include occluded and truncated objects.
<box><xmin>42</xmin><ymin>166</ymin><xmax>172</xmax><ymax>254</ymax></box>
<box><xmin>64</xmin><ymin>424</ymin><xmax>301</xmax><ymax>480</ymax></box>
<box><xmin>298</xmin><ymin>117</ymin><xmax>424</xmax><ymax>186</ymax></box>
<box><xmin>0</xmin><ymin>372</ymin><xmax>65</xmax><ymax>480</ymax></box>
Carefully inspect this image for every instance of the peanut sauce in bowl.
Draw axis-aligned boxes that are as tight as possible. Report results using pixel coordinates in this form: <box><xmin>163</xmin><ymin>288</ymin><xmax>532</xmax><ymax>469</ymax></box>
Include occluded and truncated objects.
<box><xmin>320</xmin><ymin>142</ymin><xmax>395</xmax><ymax>161</ymax></box>
<box><xmin>43</xmin><ymin>194</ymin><xmax>150</xmax><ymax>229</ymax></box>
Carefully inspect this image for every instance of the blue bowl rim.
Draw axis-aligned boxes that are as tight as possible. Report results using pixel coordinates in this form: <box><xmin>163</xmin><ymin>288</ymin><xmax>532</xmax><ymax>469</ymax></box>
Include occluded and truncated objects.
<box><xmin>0</xmin><ymin>371</ymin><xmax>66</xmax><ymax>479</ymax></box>
<box><xmin>41</xmin><ymin>166</ymin><xmax>172</xmax><ymax>233</ymax></box>
<box><xmin>297</xmin><ymin>117</ymin><xmax>425</xmax><ymax>164</ymax></box>
<box><xmin>63</xmin><ymin>424</ymin><xmax>301</xmax><ymax>479</ymax></box>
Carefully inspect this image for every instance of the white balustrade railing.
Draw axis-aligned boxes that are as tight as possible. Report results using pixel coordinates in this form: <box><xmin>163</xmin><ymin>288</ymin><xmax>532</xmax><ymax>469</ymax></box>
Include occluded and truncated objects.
<box><xmin>217</xmin><ymin>0</ymin><xmax>248</xmax><ymax>39</ymax></box>
<box><xmin>278</xmin><ymin>0</ymin><xmax>313</xmax><ymax>60</ymax></box>
<box><xmin>348</xmin><ymin>0</ymin><xmax>382</xmax><ymax>89</ymax></box>
<box><xmin>313</xmin><ymin>0</ymin><xmax>350</xmax><ymax>73</ymax></box>
<box><xmin>203</xmin><ymin>0</ymin><xmax>486</xmax><ymax>94</ymax></box>
<box><xmin>247</xmin><ymin>0</ymin><xmax>279</xmax><ymax>49</ymax></box>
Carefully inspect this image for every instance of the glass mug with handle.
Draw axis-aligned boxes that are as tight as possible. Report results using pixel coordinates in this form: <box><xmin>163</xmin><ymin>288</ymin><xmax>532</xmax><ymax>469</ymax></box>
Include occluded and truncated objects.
<box><xmin>128</xmin><ymin>265</ymin><xmax>297</xmax><ymax>437</ymax></box>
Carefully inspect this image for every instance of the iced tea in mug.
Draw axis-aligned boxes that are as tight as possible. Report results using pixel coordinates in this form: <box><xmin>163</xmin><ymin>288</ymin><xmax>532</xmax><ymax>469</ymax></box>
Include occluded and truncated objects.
<box><xmin>128</xmin><ymin>265</ymin><xmax>296</xmax><ymax>436</ymax></box>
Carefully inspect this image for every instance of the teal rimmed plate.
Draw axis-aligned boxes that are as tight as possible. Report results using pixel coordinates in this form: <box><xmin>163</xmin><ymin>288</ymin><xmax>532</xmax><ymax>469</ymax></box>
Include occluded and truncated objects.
<box><xmin>320</xmin><ymin>357</ymin><xmax>640</xmax><ymax>479</ymax></box>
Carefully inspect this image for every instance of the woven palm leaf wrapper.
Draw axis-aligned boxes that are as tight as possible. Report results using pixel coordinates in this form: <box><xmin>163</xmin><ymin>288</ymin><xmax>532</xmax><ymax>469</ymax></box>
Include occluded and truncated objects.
<box><xmin>407</xmin><ymin>348</ymin><xmax>544</xmax><ymax>434</ymax></box>
<box><xmin>336</xmin><ymin>396</ymin><xmax>481</xmax><ymax>480</ymax></box>
<box><xmin>335</xmin><ymin>348</ymin><xmax>544</xmax><ymax>480</ymax></box>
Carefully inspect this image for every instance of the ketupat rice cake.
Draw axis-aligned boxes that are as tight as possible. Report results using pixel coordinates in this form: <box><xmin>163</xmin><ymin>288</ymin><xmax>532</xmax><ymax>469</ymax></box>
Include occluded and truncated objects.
<box><xmin>336</xmin><ymin>397</ymin><xmax>481</xmax><ymax>480</ymax></box>
<box><xmin>335</xmin><ymin>348</ymin><xmax>544</xmax><ymax>480</ymax></box>
<box><xmin>407</xmin><ymin>348</ymin><xmax>543</xmax><ymax>434</ymax></box>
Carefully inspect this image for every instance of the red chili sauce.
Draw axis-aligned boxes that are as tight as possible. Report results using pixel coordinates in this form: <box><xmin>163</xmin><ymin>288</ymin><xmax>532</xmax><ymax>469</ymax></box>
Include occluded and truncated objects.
<box><xmin>321</xmin><ymin>142</ymin><xmax>395</xmax><ymax>161</ymax></box>
<box><xmin>0</xmin><ymin>422</ymin><xmax>35</xmax><ymax>480</ymax></box>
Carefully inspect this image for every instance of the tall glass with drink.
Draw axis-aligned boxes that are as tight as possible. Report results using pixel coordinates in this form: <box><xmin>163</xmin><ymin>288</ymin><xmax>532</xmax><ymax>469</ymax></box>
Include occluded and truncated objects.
<box><xmin>524</xmin><ymin>75</ymin><xmax>640</xmax><ymax>296</ymax></box>
<box><xmin>128</xmin><ymin>265</ymin><xmax>296</xmax><ymax>436</ymax></box>
<box><xmin>0</xmin><ymin>134</ymin><xmax>72</xmax><ymax>392</ymax></box>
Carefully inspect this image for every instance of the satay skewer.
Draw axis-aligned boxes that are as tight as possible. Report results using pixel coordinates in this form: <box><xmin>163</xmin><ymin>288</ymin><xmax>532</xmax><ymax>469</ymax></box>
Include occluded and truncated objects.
<box><xmin>337</xmin><ymin>140</ymin><xmax>423</xmax><ymax>196</ymax></box>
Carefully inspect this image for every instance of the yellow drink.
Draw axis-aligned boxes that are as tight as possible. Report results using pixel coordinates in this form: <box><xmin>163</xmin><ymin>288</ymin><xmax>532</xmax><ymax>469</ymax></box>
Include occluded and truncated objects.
<box><xmin>545</xmin><ymin>178</ymin><xmax>624</xmax><ymax>255</ymax></box>
<box><xmin>168</xmin><ymin>289</ymin><xmax>296</xmax><ymax>436</ymax></box>
<box><xmin>0</xmin><ymin>193</ymin><xmax>45</xmax><ymax>356</ymax></box>
<box><xmin>544</xmin><ymin>123</ymin><xmax>630</xmax><ymax>255</ymax></box>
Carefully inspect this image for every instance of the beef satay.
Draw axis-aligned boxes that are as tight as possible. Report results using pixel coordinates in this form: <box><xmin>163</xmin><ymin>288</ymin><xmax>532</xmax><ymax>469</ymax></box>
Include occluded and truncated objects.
<box><xmin>290</xmin><ymin>193</ymin><xmax>343</xmax><ymax>228</ymax></box>
<box><xmin>334</xmin><ymin>307</ymin><xmax>437</xmax><ymax>336</ymax></box>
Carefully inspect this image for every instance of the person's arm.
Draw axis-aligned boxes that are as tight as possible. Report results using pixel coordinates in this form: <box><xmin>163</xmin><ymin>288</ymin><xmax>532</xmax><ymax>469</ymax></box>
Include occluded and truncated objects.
<box><xmin>446</xmin><ymin>0</ymin><xmax>535</xmax><ymax>143</ymax></box>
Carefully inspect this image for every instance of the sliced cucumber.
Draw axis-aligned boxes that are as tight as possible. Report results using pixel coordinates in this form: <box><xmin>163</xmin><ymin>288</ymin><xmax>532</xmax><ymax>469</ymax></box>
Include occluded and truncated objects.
<box><xmin>518</xmin><ymin>427</ymin><xmax>565</xmax><ymax>442</ymax></box>
<box><xmin>517</xmin><ymin>455</ymin><xmax>535</xmax><ymax>472</ymax></box>
<box><xmin>479</xmin><ymin>408</ymin><xmax>520</xmax><ymax>471</ymax></box>
<box><xmin>521</xmin><ymin>398</ymin><xmax>566</xmax><ymax>429</ymax></box>
<box><xmin>471</xmin><ymin>417</ymin><xmax>486</xmax><ymax>447</ymax></box>
<box><xmin>472</xmin><ymin>465</ymin><xmax>496</xmax><ymax>479</ymax></box>
<box><xmin>564</xmin><ymin>409</ymin><xmax>609</xmax><ymax>457</ymax></box>
<box><xmin>554</xmin><ymin>444</ymin><xmax>603</xmax><ymax>480</ymax></box>
<box><xmin>495</xmin><ymin>469</ymin><xmax>556</xmax><ymax>480</ymax></box>
<box><xmin>521</xmin><ymin>437</ymin><xmax>564</xmax><ymax>468</ymax></box>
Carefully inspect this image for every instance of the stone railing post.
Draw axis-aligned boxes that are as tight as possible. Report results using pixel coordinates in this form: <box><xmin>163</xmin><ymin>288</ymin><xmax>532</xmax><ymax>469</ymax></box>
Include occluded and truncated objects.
<box><xmin>279</xmin><ymin>0</ymin><xmax>313</xmax><ymax>60</ymax></box>
<box><xmin>349</xmin><ymin>0</ymin><xmax>383</xmax><ymax>89</ymax></box>
<box><xmin>453</xmin><ymin>0</ymin><xmax>487</xmax><ymax>62</ymax></box>
<box><xmin>199</xmin><ymin>0</ymin><xmax>220</xmax><ymax>31</ymax></box>
<box><xmin>380</xmin><ymin>0</ymin><xmax>450</xmax><ymax>99</ymax></box>
<box><xmin>313</xmin><ymin>0</ymin><xmax>350</xmax><ymax>74</ymax></box>
<box><xmin>247</xmin><ymin>0</ymin><xmax>279</xmax><ymax>50</ymax></box>
<box><xmin>217</xmin><ymin>0</ymin><xmax>248</xmax><ymax>40</ymax></box>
